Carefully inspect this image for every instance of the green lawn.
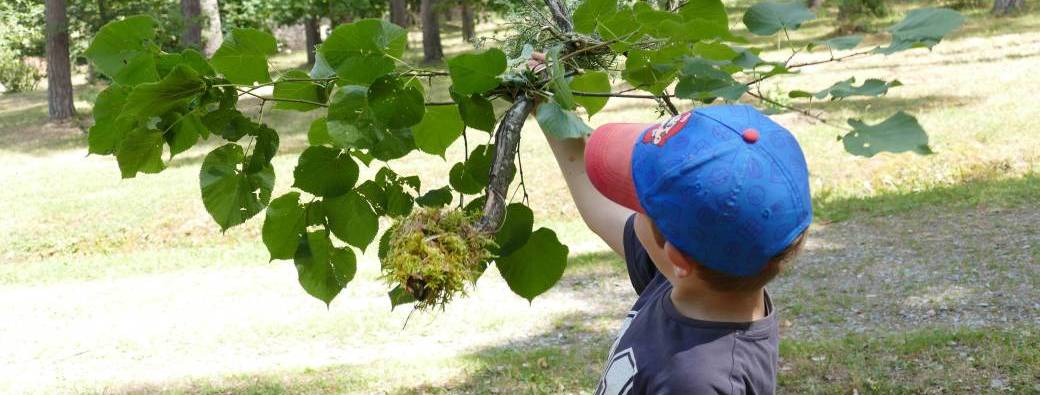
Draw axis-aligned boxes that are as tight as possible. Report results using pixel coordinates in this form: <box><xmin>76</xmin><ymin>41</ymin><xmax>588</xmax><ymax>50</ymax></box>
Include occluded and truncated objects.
<box><xmin>1</xmin><ymin>1</ymin><xmax>1039</xmax><ymax>394</ymax></box>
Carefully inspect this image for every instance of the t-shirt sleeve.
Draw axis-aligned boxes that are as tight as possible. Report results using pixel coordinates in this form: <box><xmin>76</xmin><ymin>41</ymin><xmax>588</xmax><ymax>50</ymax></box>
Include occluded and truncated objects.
<box><xmin>623</xmin><ymin>214</ymin><xmax>659</xmax><ymax>295</ymax></box>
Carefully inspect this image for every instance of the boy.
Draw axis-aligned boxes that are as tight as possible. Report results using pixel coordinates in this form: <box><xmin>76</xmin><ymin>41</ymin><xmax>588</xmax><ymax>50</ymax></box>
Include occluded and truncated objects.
<box><xmin>543</xmin><ymin>105</ymin><xmax>811</xmax><ymax>394</ymax></box>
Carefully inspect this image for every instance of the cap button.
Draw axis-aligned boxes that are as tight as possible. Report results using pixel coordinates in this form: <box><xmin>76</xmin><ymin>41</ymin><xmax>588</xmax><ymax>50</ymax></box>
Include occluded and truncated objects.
<box><xmin>742</xmin><ymin>128</ymin><xmax>760</xmax><ymax>144</ymax></box>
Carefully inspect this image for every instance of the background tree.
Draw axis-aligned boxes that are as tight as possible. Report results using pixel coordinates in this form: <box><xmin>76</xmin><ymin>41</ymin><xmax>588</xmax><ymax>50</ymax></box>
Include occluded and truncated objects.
<box><xmin>421</xmin><ymin>0</ymin><xmax>443</xmax><ymax>63</ymax></box>
<box><xmin>390</xmin><ymin>0</ymin><xmax>409</xmax><ymax>27</ymax></box>
<box><xmin>45</xmin><ymin>0</ymin><xmax>76</xmax><ymax>121</ymax></box>
<box><xmin>201</xmin><ymin>0</ymin><xmax>222</xmax><ymax>56</ymax></box>
<box><xmin>992</xmin><ymin>0</ymin><xmax>1023</xmax><ymax>15</ymax></box>
<box><xmin>460</xmin><ymin>0</ymin><xmax>476</xmax><ymax>42</ymax></box>
<box><xmin>181</xmin><ymin>0</ymin><xmax>202</xmax><ymax>49</ymax></box>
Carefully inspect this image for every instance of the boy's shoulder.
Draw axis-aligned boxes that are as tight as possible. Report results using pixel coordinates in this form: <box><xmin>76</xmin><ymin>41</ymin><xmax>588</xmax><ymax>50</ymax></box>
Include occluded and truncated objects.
<box><xmin>598</xmin><ymin>276</ymin><xmax>779</xmax><ymax>394</ymax></box>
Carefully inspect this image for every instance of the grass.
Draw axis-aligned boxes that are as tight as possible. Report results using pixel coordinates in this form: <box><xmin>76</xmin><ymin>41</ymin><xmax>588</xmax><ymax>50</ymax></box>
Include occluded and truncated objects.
<box><xmin>1</xmin><ymin>1</ymin><xmax>1039</xmax><ymax>394</ymax></box>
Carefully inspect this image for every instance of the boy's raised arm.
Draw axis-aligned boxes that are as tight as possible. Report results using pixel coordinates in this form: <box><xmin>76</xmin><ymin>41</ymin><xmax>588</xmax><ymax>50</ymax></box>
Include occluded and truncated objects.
<box><xmin>543</xmin><ymin>135</ymin><xmax>634</xmax><ymax>257</ymax></box>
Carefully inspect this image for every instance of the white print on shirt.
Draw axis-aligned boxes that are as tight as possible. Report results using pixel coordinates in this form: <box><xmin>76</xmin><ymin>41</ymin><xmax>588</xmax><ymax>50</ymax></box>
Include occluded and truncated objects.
<box><xmin>596</xmin><ymin>311</ymin><xmax>638</xmax><ymax>395</ymax></box>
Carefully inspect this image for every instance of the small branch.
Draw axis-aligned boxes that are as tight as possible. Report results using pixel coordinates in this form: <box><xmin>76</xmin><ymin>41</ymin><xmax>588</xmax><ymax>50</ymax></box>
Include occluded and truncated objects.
<box><xmin>235</xmin><ymin>88</ymin><xmax>329</xmax><ymax>108</ymax></box>
<box><xmin>425</xmin><ymin>101</ymin><xmax>457</xmax><ymax>106</ymax></box>
<box><xmin>660</xmin><ymin>93</ymin><xmax>679</xmax><ymax>116</ymax></box>
<box><xmin>788</xmin><ymin>49</ymin><xmax>874</xmax><ymax>69</ymax></box>
<box><xmin>477</xmin><ymin>94</ymin><xmax>535</xmax><ymax>233</ymax></box>
<box><xmin>745</xmin><ymin>91</ymin><xmax>850</xmax><ymax>130</ymax></box>
<box><xmin>572</xmin><ymin>90</ymin><xmax>675</xmax><ymax>99</ymax></box>
<box><xmin>558</xmin><ymin>39</ymin><xmax>617</xmax><ymax>63</ymax></box>
<box><xmin>542</xmin><ymin>0</ymin><xmax>574</xmax><ymax>34</ymax></box>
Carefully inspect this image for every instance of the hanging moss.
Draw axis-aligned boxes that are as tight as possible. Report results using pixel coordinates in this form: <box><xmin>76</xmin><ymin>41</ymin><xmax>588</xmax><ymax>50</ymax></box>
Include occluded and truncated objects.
<box><xmin>381</xmin><ymin>208</ymin><xmax>495</xmax><ymax>310</ymax></box>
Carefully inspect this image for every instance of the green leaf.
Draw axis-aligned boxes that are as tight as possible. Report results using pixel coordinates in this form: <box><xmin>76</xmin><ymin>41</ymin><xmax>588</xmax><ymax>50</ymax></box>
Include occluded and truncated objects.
<box><xmin>496</xmin><ymin>228</ymin><xmax>569</xmax><ymax>302</ymax></box>
<box><xmin>262</xmin><ymin>192</ymin><xmax>306</xmax><ymax>260</ymax></box>
<box><xmin>818</xmin><ymin>35</ymin><xmax>864</xmax><ymax>50</ymax></box>
<box><xmin>876</xmin><ymin>8</ymin><xmax>964</xmax><ymax>54</ymax></box>
<box><xmin>449</xmin><ymin>144</ymin><xmax>496</xmax><ymax>195</ymax></box>
<box><xmin>569</xmin><ymin>71</ymin><xmax>611</xmax><ymax>117</ymax></box>
<box><xmin>319</xmin><ymin>19</ymin><xmax>407</xmax><ymax>85</ymax></box>
<box><xmin>308</xmin><ymin>118</ymin><xmax>333</xmax><ymax>146</ymax></box>
<box><xmin>495</xmin><ymin>203</ymin><xmax>534</xmax><ymax>257</ymax></box>
<box><xmin>546</xmin><ymin>47</ymin><xmax>576</xmax><ymax>110</ymax></box>
<box><xmin>199</xmin><ymin>144</ymin><xmax>275</xmax><ymax>230</ymax></box>
<box><xmin>294</xmin><ymin>230</ymin><xmax>357</xmax><ymax>305</ymax></box>
<box><xmin>814</xmin><ymin>78</ymin><xmax>902</xmax><ymax>99</ymax></box>
<box><xmin>293</xmin><ymin>146</ymin><xmax>359</xmax><ymax>198</ymax></box>
<box><xmin>675</xmin><ymin>58</ymin><xmax>747</xmax><ymax>102</ymax></box>
<box><xmin>166</xmin><ymin>112</ymin><xmax>206</xmax><ymax>158</ymax></box>
<box><xmin>536</xmin><ymin>102</ymin><xmax>593</xmax><ymax>139</ymax></box>
<box><xmin>742</xmin><ymin>1</ymin><xmax>816</xmax><ymax>36</ymax></box>
<box><xmin>122</xmin><ymin>65</ymin><xmax>205</xmax><ymax>120</ymax></box>
<box><xmin>84</xmin><ymin>15</ymin><xmax>159</xmax><ymax>86</ymax></box>
<box><xmin>449</xmin><ymin>163</ymin><xmax>483</xmax><ymax>195</ymax></box>
<box><xmin>447</xmin><ymin>48</ymin><xmax>507</xmax><ymax>95</ymax></box>
<box><xmin>368</xmin><ymin>128</ymin><xmax>417</xmax><ymax>161</ymax></box>
<box><xmin>157</xmin><ymin>49</ymin><xmax>215</xmax><ymax>77</ymax></box>
<box><xmin>328</xmin><ymin>85</ymin><xmax>369</xmax><ymax>123</ymax></box>
<box><xmin>273</xmin><ymin>70</ymin><xmax>324</xmax><ymax>111</ymax></box>
<box><xmin>326</xmin><ymin>192</ymin><xmax>379</xmax><ymax>250</ymax></box>
<box><xmin>622</xmin><ymin>46</ymin><xmax>683</xmax><ymax>95</ymax></box>
<box><xmin>202</xmin><ymin>108</ymin><xmax>253</xmax><ymax>142</ymax></box>
<box><xmin>416</xmin><ymin>186</ymin><xmax>453</xmax><ymax>208</ymax></box>
<box><xmin>842</xmin><ymin>112</ymin><xmax>932</xmax><ymax>157</ymax></box>
<box><xmin>678</xmin><ymin>0</ymin><xmax>728</xmax><ymax>29</ymax></box>
<box><xmin>595</xmin><ymin>8</ymin><xmax>641</xmax><ymax>48</ymax></box>
<box><xmin>367</xmin><ymin>75</ymin><xmax>425</xmax><ymax>129</ymax></box>
<box><xmin>413</xmin><ymin>105</ymin><xmax>465</xmax><ymax>157</ymax></box>
<box><xmin>388</xmin><ymin>285</ymin><xmax>416</xmax><ymax>310</ymax></box>
<box><xmin>88</xmin><ymin>85</ymin><xmax>133</xmax><ymax>155</ymax></box>
<box><xmin>116</xmin><ymin>128</ymin><xmax>165</xmax><ymax>178</ymax></box>
<box><xmin>245</xmin><ymin>125</ymin><xmax>280</xmax><ymax>173</ymax></box>
<box><xmin>573</xmin><ymin>0</ymin><xmax>617</xmax><ymax>33</ymax></box>
<box><xmin>211</xmin><ymin>28</ymin><xmax>277</xmax><ymax>85</ymax></box>
<box><xmin>692</xmin><ymin>42</ymin><xmax>739</xmax><ymax>61</ymax></box>
<box><xmin>310</xmin><ymin>52</ymin><xmax>336</xmax><ymax>80</ymax></box>
<box><xmin>451</xmin><ymin>91</ymin><xmax>495</xmax><ymax>133</ymax></box>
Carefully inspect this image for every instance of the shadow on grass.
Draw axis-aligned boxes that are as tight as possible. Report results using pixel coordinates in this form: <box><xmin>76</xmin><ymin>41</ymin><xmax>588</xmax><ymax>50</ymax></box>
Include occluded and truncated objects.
<box><xmin>805</xmin><ymin>94</ymin><xmax>977</xmax><ymax>117</ymax></box>
<box><xmin>813</xmin><ymin>171</ymin><xmax>1040</xmax><ymax>223</ymax></box>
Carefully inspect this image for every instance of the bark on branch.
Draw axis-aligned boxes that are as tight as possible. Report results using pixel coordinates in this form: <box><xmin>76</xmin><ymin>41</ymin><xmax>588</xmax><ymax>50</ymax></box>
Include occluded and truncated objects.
<box><xmin>477</xmin><ymin>94</ymin><xmax>535</xmax><ymax>233</ymax></box>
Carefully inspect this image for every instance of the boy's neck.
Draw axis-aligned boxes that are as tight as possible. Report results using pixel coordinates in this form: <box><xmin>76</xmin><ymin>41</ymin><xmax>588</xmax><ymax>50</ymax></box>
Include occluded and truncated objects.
<box><xmin>670</xmin><ymin>285</ymin><xmax>767</xmax><ymax>323</ymax></box>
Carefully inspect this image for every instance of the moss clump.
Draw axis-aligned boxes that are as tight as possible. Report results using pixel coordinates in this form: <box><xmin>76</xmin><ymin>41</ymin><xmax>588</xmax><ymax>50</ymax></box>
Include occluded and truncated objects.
<box><xmin>382</xmin><ymin>208</ymin><xmax>495</xmax><ymax>310</ymax></box>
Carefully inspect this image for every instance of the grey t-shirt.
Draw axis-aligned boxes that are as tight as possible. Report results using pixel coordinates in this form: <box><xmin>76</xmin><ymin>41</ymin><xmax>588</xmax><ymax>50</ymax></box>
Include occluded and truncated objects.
<box><xmin>595</xmin><ymin>215</ymin><xmax>779</xmax><ymax>395</ymax></box>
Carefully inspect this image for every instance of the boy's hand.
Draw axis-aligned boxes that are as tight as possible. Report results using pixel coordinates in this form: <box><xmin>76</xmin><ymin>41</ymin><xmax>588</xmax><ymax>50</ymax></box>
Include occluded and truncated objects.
<box><xmin>526</xmin><ymin>51</ymin><xmax>547</xmax><ymax>74</ymax></box>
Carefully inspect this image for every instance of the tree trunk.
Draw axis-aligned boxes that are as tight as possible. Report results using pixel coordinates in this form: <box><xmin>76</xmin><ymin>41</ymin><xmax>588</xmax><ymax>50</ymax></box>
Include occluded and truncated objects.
<box><xmin>992</xmin><ymin>0</ymin><xmax>1024</xmax><ymax>15</ymax></box>
<box><xmin>390</xmin><ymin>0</ymin><xmax>408</xmax><ymax>27</ymax></box>
<box><xmin>200</xmin><ymin>0</ymin><xmax>222</xmax><ymax>56</ymax></box>
<box><xmin>180</xmin><ymin>0</ymin><xmax>202</xmax><ymax>49</ymax></box>
<box><xmin>421</xmin><ymin>0</ymin><xmax>443</xmax><ymax>64</ymax></box>
<box><xmin>304</xmin><ymin>16</ymin><xmax>322</xmax><ymax>67</ymax></box>
<box><xmin>806</xmin><ymin>0</ymin><xmax>825</xmax><ymax>10</ymax></box>
<box><xmin>45</xmin><ymin>0</ymin><xmax>76</xmax><ymax>121</ymax></box>
<box><xmin>461</xmin><ymin>2</ymin><xmax>475</xmax><ymax>42</ymax></box>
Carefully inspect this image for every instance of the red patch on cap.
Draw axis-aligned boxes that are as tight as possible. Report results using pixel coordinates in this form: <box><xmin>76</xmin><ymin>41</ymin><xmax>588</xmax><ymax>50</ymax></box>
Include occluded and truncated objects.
<box><xmin>742</xmin><ymin>128</ymin><xmax>760</xmax><ymax>143</ymax></box>
<box><xmin>642</xmin><ymin>112</ymin><xmax>692</xmax><ymax>146</ymax></box>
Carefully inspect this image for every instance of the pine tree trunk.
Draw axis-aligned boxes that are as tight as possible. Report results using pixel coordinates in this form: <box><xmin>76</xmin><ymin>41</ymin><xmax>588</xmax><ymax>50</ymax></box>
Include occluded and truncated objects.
<box><xmin>200</xmin><ymin>0</ymin><xmax>223</xmax><ymax>56</ymax></box>
<box><xmin>390</xmin><ymin>0</ymin><xmax>409</xmax><ymax>27</ymax></box>
<box><xmin>181</xmin><ymin>0</ymin><xmax>202</xmax><ymax>49</ymax></box>
<box><xmin>807</xmin><ymin>0</ymin><xmax>825</xmax><ymax>10</ymax></box>
<box><xmin>304</xmin><ymin>16</ymin><xmax>322</xmax><ymax>67</ymax></box>
<box><xmin>421</xmin><ymin>0</ymin><xmax>443</xmax><ymax>64</ymax></box>
<box><xmin>461</xmin><ymin>2</ymin><xmax>475</xmax><ymax>42</ymax></box>
<box><xmin>992</xmin><ymin>0</ymin><xmax>1024</xmax><ymax>15</ymax></box>
<box><xmin>45</xmin><ymin>0</ymin><xmax>76</xmax><ymax>121</ymax></box>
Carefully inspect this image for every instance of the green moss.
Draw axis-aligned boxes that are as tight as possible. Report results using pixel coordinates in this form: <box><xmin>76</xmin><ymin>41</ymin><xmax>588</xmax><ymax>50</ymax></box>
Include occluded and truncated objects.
<box><xmin>381</xmin><ymin>208</ymin><xmax>495</xmax><ymax>310</ymax></box>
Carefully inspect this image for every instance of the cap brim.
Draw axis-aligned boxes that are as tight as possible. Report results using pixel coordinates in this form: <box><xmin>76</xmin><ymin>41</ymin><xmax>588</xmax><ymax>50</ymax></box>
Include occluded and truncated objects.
<box><xmin>585</xmin><ymin>123</ymin><xmax>652</xmax><ymax>213</ymax></box>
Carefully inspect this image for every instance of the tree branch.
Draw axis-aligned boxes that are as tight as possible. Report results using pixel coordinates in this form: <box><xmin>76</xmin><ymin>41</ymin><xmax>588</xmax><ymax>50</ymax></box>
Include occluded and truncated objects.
<box><xmin>235</xmin><ymin>88</ymin><xmax>329</xmax><ymax>108</ymax></box>
<box><xmin>572</xmin><ymin>90</ymin><xmax>675</xmax><ymax>99</ymax></box>
<box><xmin>477</xmin><ymin>94</ymin><xmax>535</xmax><ymax>233</ymax></box>
<box><xmin>542</xmin><ymin>0</ymin><xmax>573</xmax><ymax>34</ymax></box>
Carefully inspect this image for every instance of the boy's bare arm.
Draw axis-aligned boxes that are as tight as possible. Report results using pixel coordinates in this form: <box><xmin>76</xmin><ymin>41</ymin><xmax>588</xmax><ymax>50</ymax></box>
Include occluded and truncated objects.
<box><xmin>544</xmin><ymin>135</ymin><xmax>634</xmax><ymax>256</ymax></box>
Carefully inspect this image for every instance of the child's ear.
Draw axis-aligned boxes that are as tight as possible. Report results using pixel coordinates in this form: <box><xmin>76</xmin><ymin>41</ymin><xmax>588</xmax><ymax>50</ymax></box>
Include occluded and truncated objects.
<box><xmin>665</xmin><ymin>242</ymin><xmax>695</xmax><ymax>278</ymax></box>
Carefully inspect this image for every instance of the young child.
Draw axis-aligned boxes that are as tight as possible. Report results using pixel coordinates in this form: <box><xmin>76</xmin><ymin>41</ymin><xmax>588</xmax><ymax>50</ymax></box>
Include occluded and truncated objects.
<box><xmin>543</xmin><ymin>104</ymin><xmax>811</xmax><ymax>394</ymax></box>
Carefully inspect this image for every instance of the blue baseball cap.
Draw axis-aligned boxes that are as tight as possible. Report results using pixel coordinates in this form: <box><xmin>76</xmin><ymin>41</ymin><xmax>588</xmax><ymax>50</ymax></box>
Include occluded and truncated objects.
<box><xmin>585</xmin><ymin>105</ymin><xmax>812</xmax><ymax>276</ymax></box>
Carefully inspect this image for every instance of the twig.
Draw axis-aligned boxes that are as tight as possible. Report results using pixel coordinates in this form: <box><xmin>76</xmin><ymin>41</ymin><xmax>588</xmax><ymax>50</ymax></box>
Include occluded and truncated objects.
<box><xmin>235</xmin><ymin>88</ymin><xmax>329</xmax><ymax>108</ymax></box>
<box><xmin>788</xmin><ymin>49</ymin><xmax>874</xmax><ymax>69</ymax></box>
<box><xmin>425</xmin><ymin>101</ymin><xmax>457</xmax><ymax>106</ymax></box>
<box><xmin>660</xmin><ymin>93</ymin><xmax>679</xmax><ymax>116</ymax></box>
<box><xmin>571</xmin><ymin>90</ymin><xmax>675</xmax><ymax>99</ymax></box>
<box><xmin>542</xmin><ymin>0</ymin><xmax>574</xmax><ymax>34</ymax></box>
<box><xmin>745</xmin><ymin>91</ymin><xmax>850</xmax><ymax>130</ymax></box>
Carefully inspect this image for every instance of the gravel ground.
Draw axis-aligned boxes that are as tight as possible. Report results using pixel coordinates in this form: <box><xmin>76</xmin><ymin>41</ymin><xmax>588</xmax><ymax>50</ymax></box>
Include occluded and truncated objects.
<box><xmin>773</xmin><ymin>206</ymin><xmax>1040</xmax><ymax>339</ymax></box>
